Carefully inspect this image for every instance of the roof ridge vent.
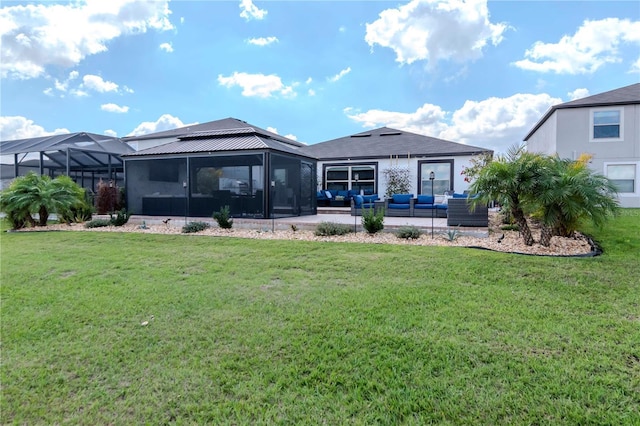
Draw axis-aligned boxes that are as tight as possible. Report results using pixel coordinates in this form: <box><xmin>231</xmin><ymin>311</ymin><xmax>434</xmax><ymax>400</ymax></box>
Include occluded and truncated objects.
<box><xmin>380</xmin><ymin>131</ymin><xmax>401</xmax><ymax>136</ymax></box>
<box><xmin>351</xmin><ymin>134</ymin><xmax>371</xmax><ymax>138</ymax></box>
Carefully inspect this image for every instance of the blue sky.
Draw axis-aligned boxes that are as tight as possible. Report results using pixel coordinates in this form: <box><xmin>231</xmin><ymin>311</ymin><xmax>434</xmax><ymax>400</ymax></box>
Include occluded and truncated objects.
<box><xmin>1</xmin><ymin>0</ymin><xmax>638</xmax><ymax>154</ymax></box>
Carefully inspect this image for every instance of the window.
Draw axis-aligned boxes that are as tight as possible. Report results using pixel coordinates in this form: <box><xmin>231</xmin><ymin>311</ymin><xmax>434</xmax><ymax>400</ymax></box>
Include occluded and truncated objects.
<box><xmin>419</xmin><ymin>160</ymin><xmax>453</xmax><ymax>195</ymax></box>
<box><xmin>607</xmin><ymin>164</ymin><xmax>636</xmax><ymax>193</ymax></box>
<box><xmin>592</xmin><ymin>109</ymin><xmax>622</xmax><ymax>140</ymax></box>
<box><xmin>324</xmin><ymin>164</ymin><xmax>376</xmax><ymax>193</ymax></box>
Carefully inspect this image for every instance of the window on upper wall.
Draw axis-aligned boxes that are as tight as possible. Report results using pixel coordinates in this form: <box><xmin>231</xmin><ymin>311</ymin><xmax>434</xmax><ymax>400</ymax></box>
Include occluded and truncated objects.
<box><xmin>591</xmin><ymin>109</ymin><xmax>622</xmax><ymax>141</ymax></box>
<box><xmin>607</xmin><ymin>164</ymin><xmax>636</xmax><ymax>193</ymax></box>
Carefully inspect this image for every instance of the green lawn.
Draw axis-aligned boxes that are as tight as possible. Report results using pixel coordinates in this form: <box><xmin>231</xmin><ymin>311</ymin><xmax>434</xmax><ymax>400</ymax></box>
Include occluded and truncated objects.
<box><xmin>2</xmin><ymin>211</ymin><xmax>639</xmax><ymax>425</ymax></box>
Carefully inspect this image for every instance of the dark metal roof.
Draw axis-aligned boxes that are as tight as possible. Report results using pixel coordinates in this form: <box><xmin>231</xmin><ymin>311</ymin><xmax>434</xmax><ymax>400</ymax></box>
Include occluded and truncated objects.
<box><xmin>524</xmin><ymin>83</ymin><xmax>640</xmax><ymax>141</ymax></box>
<box><xmin>122</xmin><ymin>117</ymin><xmax>306</xmax><ymax>148</ymax></box>
<box><xmin>300</xmin><ymin>127</ymin><xmax>492</xmax><ymax>160</ymax></box>
<box><xmin>123</xmin><ymin>128</ymin><xmax>314</xmax><ymax>159</ymax></box>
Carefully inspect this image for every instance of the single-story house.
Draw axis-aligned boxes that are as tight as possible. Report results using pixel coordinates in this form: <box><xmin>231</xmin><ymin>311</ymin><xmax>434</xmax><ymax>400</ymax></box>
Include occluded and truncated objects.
<box><xmin>301</xmin><ymin>126</ymin><xmax>493</xmax><ymax>200</ymax></box>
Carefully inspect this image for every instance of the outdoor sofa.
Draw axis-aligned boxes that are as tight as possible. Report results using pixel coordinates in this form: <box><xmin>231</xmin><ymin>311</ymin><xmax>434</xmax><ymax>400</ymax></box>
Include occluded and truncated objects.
<box><xmin>350</xmin><ymin>194</ymin><xmax>382</xmax><ymax>216</ymax></box>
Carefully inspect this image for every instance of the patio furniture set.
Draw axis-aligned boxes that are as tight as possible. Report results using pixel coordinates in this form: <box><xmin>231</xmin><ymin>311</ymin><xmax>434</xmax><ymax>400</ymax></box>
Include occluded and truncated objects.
<box><xmin>317</xmin><ymin>190</ymin><xmax>489</xmax><ymax>227</ymax></box>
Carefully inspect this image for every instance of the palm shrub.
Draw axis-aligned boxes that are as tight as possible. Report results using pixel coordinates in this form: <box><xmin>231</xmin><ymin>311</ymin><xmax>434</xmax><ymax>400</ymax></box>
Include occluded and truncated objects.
<box><xmin>533</xmin><ymin>155</ymin><xmax>619</xmax><ymax>246</ymax></box>
<box><xmin>213</xmin><ymin>205</ymin><xmax>233</xmax><ymax>229</ymax></box>
<box><xmin>0</xmin><ymin>172</ymin><xmax>86</xmax><ymax>228</ymax></box>
<box><xmin>469</xmin><ymin>146</ymin><xmax>546</xmax><ymax>246</ymax></box>
<box><xmin>362</xmin><ymin>207</ymin><xmax>384</xmax><ymax>234</ymax></box>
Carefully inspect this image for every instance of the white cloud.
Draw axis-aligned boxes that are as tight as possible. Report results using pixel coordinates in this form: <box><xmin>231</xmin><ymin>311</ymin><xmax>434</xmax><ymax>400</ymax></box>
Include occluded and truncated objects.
<box><xmin>101</xmin><ymin>103</ymin><xmax>129</xmax><ymax>113</ymax></box>
<box><xmin>247</xmin><ymin>36</ymin><xmax>278</xmax><ymax>46</ymax></box>
<box><xmin>159</xmin><ymin>42</ymin><xmax>173</xmax><ymax>53</ymax></box>
<box><xmin>328</xmin><ymin>67</ymin><xmax>351</xmax><ymax>83</ymax></box>
<box><xmin>568</xmin><ymin>88</ymin><xmax>590</xmax><ymax>100</ymax></box>
<box><xmin>127</xmin><ymin>114</ymin><xmax>196</xmax><ymax>136</ymax></box>
<box><xmin>514</xmin><ymin>18</ymin><xmax>640</xmax><ymax>74</ymax></box>
<box><xmin>218</xmin><ymin>72</ymin><xmax>295</xmax><ymax>98</ymax></box>
<box><xmin>365</xmin><ymin>0</ymin><xmax>507</xmax><ymax>65</ymax></box>
<box><xmin>82</xmin><ymin>75</ymin><xmax>119</xmax><ymax>93</ymax></box>
<box><xmin>284</xmin><ymin>133</ymin><xmax>298</xmax><ymax>141</ymax></box>
<box><xmin>305</xmin><ymin>77</ymin><xmax>313</xmax><ymax>84</ymax></box>
<box><xmin>631</xmin><ymin>57</ymin><xmax>640</xmax><ymax>73</ymax></box>
<box><xmin>239</xmin><ymin>0</ymin><xmax>267</xmax><ymax>21</ymax></box>
<box><xmin>0</xmin><ymin>0</ymin><xmax>174</xmax><ymax>79</ymax></box>
<box><xmin>0</xmin><ymin>116</ymin><xmax>69</xmax><ymax>140</ymax></box>
<box><xmin>308</xmin><ymin>89</ymin><xmax>316</xmax><ymax>96</ymax></box>
<box><xmin>104</xmin><ymin>129</ymin><xmax>118</xmax><ymax>137</ymax></box>
<box><xmin>346</xmin><ymin>93</ymin><xmax>561</xmax><ymax>154</ymax></box>
<box><xmin>346</xmin><ymin>103</ymin><xmax>449</xmax><ymax>137</ymax></box>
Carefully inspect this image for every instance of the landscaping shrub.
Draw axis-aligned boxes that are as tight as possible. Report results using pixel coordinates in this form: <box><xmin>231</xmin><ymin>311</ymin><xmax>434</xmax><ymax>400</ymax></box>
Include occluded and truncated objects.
<box><xmin>182</xmin><ymin>221</ymin><xmax>211</xmax><ymax>234</ymax></box>
<box><xmin>213</xmin><ymin>205</ymin><xmax>233</xmax><ymax>229</ymax></box>
<box><xmin>95</xmin><ymin>179</ymin><xmax>123</xmax><ymax>214</ymax></box>
<box><xmin>109</xmin><ymin>209</ymin><xmax>130</xmax><ymax>227</ymax></box>
<box><xmin>362</xmin><ymin>207</ymin><xmax>384</xmax><ymax>234</ymax></box>
<box><xmin>443</xmin><ymin>228</ymin><xmax>460</xmax><ymax>242</ymax></box>
<box><xmin>396</xmin><ymin>225</ymin><xmax>422</xmax><ymax>239</ymax></box>
<box><xmin>59</xmin><ymin>202</ymin><xmax>93</xmax><ymax>224</ymax></box>
<box><xmin>314</xmin><ymin>221</ymin><xmax>353</xmax><ymax>236</ymax></box>
<box><xmin>0</xmin><ymin>172</ymin><xmax>86</xmax><ymax>229</ymax></box>
<box><xmin>84</xmin><ymin>219</ymin><xmax>111</xmax><ymax>228</ymax></box>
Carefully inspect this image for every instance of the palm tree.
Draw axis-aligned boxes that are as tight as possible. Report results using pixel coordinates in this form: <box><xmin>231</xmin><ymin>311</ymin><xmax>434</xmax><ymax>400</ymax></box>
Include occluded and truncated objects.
<box><xmin>469</xmin><ymin>146</ymin><xmax>546</xmax><ymax>246</ymax></box>
<box><xmin>0</xmin><ymin>173</ymin><xmax>86</xmax><ymax>228</ymax></box>
<box><xmin>535</xmin><ymin>156</ymin><xmax>619</xmax><ymax>246</ymax></box>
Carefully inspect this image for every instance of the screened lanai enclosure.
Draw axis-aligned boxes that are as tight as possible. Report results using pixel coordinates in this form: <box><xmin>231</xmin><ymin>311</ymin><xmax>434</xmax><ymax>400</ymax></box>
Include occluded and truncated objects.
<box><xmin>123</xmin><ymin>128</ymin><xmax>317</xmax><ymax>219</ymax></box>
<box><xmin>0</xmin><ymin>132</ymin><xmax>134</xmax><ymax>190</ymax></box>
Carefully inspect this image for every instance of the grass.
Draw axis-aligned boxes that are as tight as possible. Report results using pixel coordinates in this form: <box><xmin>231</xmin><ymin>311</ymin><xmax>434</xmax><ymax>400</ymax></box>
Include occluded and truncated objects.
<box><xmin>2</xmin><ymin>210</ymin><xmax>639</xmax><ymax>424</ymax></box>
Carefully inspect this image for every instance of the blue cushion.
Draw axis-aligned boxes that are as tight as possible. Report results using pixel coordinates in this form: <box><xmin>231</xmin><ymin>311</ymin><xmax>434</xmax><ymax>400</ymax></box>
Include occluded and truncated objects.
<box><xmin>414</xmin><ymin>204</ymin><xmax>434</xmax><ymax>209</ymax></box>
<box><xmin>363</xmin><ymin>194</ymin><xmax>378</xmax><ymax>203</ymax></box>
<box><xmin>388</xmin><ymin>203</ymin><xmax>410</xmax><ymax>209</ymax></box>
<box><xmin>435</xmin><ymin>204</ymin><xmax>448</xmax><ymax>210</ymax></box>
<box><xmin>452</xmin><ymin>193</ymin><xmax>468</xmax><ymax>198</ymax></box>
<box><xmin>337</xmin><ymin>190</ymin><xmax>349</xmax><ymax>198</ymax></box>
<box><xmin>416</xmin><ymin>195</ymin><xmax>434</xmax><ymax>205</ymax></box>
<box><xmin>353</xmin><ymin>195</ymin><xmax>364</xmax><ymax>207</ymax></box>
<box><xmin>392</xmin><ymin>194</ymin><xmax>412</xmax><ymax>204</ymax></box>
<box><xmin>348</xmin><ymin>189</ymin><xmax>359</xmax><ymax>198</ymax></box>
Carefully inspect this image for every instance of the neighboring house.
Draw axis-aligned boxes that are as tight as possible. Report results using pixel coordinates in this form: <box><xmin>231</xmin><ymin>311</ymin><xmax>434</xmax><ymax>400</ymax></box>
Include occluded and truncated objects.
<box><xmin>525</xmin><ymin>83</ymin><xmax>640</xmax><ymax>208</ymax></box>
<box><xmin>0</xmin><ymin>132</ymin><xmax>134</xmax><ymax>191</ymax></box>
<box><xmin>300</xmin><ymin>126</ymin><xmax>493</xmax><ymax>198</ymax></box>
<box><xmin>122</xmin><ymin>119</ymin><xmax>316</xmax><ymax>219</ymax></box>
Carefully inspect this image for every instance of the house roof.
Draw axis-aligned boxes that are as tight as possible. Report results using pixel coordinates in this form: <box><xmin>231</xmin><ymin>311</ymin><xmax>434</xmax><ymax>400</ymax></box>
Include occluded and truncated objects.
<box><xmin>123</xmin><ymin>127</ymin><xmax>314</xmax><ymax>159</ymax></box>
<box><xmin>300</xmin><ymin>127</ymin><xmax>492</xmax><ymax>161</ymax></box>
<box><xmin>122</xmin><ymin>117</ymin><xmax>306</xmax><ymax>148</ymax></box>
<box><xmin>524</xmin><ymin>83</ymin><xmax>640</xmax><ymax>141</ymax></box>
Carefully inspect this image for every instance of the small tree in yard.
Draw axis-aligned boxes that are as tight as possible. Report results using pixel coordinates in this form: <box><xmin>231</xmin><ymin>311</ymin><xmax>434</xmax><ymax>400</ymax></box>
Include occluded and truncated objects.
<box><xmin>469</xmin><ymin>146</ymin><xmax>543</xmax><ymax>246</ymax></box>
<box><xmin>0</xmin><ymin>172</ymin><xmax>86</xmax><ymax>228</ymax></box>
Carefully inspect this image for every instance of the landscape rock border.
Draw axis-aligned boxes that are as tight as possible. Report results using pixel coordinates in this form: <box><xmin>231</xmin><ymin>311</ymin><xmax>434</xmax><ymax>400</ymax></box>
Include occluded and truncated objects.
<box><xmin>10</xmin><ymin>211</ymin><xmax>599</xmax><ymax>258</ymax></box>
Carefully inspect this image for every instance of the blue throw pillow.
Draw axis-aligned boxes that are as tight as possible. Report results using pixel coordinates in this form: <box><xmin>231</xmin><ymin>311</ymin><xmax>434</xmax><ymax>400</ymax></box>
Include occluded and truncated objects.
<box><xmin>354</xmin><ymin>195</ymin><xmax>364</xmax><ymax>207</ymax></box>
<box><xmin>392</xmin><ymin>194</ymin><xmax>412</xmax><ymax>204</ymax></box>
<box><xmin>417</xmin><ymin>195</ymin><xmax>434</xmax><ymax>204</ymax></box>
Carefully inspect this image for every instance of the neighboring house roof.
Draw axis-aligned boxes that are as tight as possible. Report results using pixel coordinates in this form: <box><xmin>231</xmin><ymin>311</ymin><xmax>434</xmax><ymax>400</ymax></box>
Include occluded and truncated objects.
<box><xmin>0</xmin><ymin>132</ymin><xmax>134</xmax><ymax>172</ymax></box>
<box><xmin>300</xmin><ymin>127</ymin><xmax>491</xmax><ymax>161</ymax></box>
<box><xmin>123</xmin><ymin>127</ymin><xmax>313</xmax><ymax>158</ymax></box>
<box><xmin>122</xmin><ymin>117</ymin><xmax>306</xmax><ymax>148</ymax></box>
<box><xmin>0</xmin><ymin>132</ymin><xmax>134</xmax><ymax>156</ymax></box>
<box><xmin>524</xmin><ymin>83</ymin><xmax>640</xmax><ymax>141</ymax></box>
